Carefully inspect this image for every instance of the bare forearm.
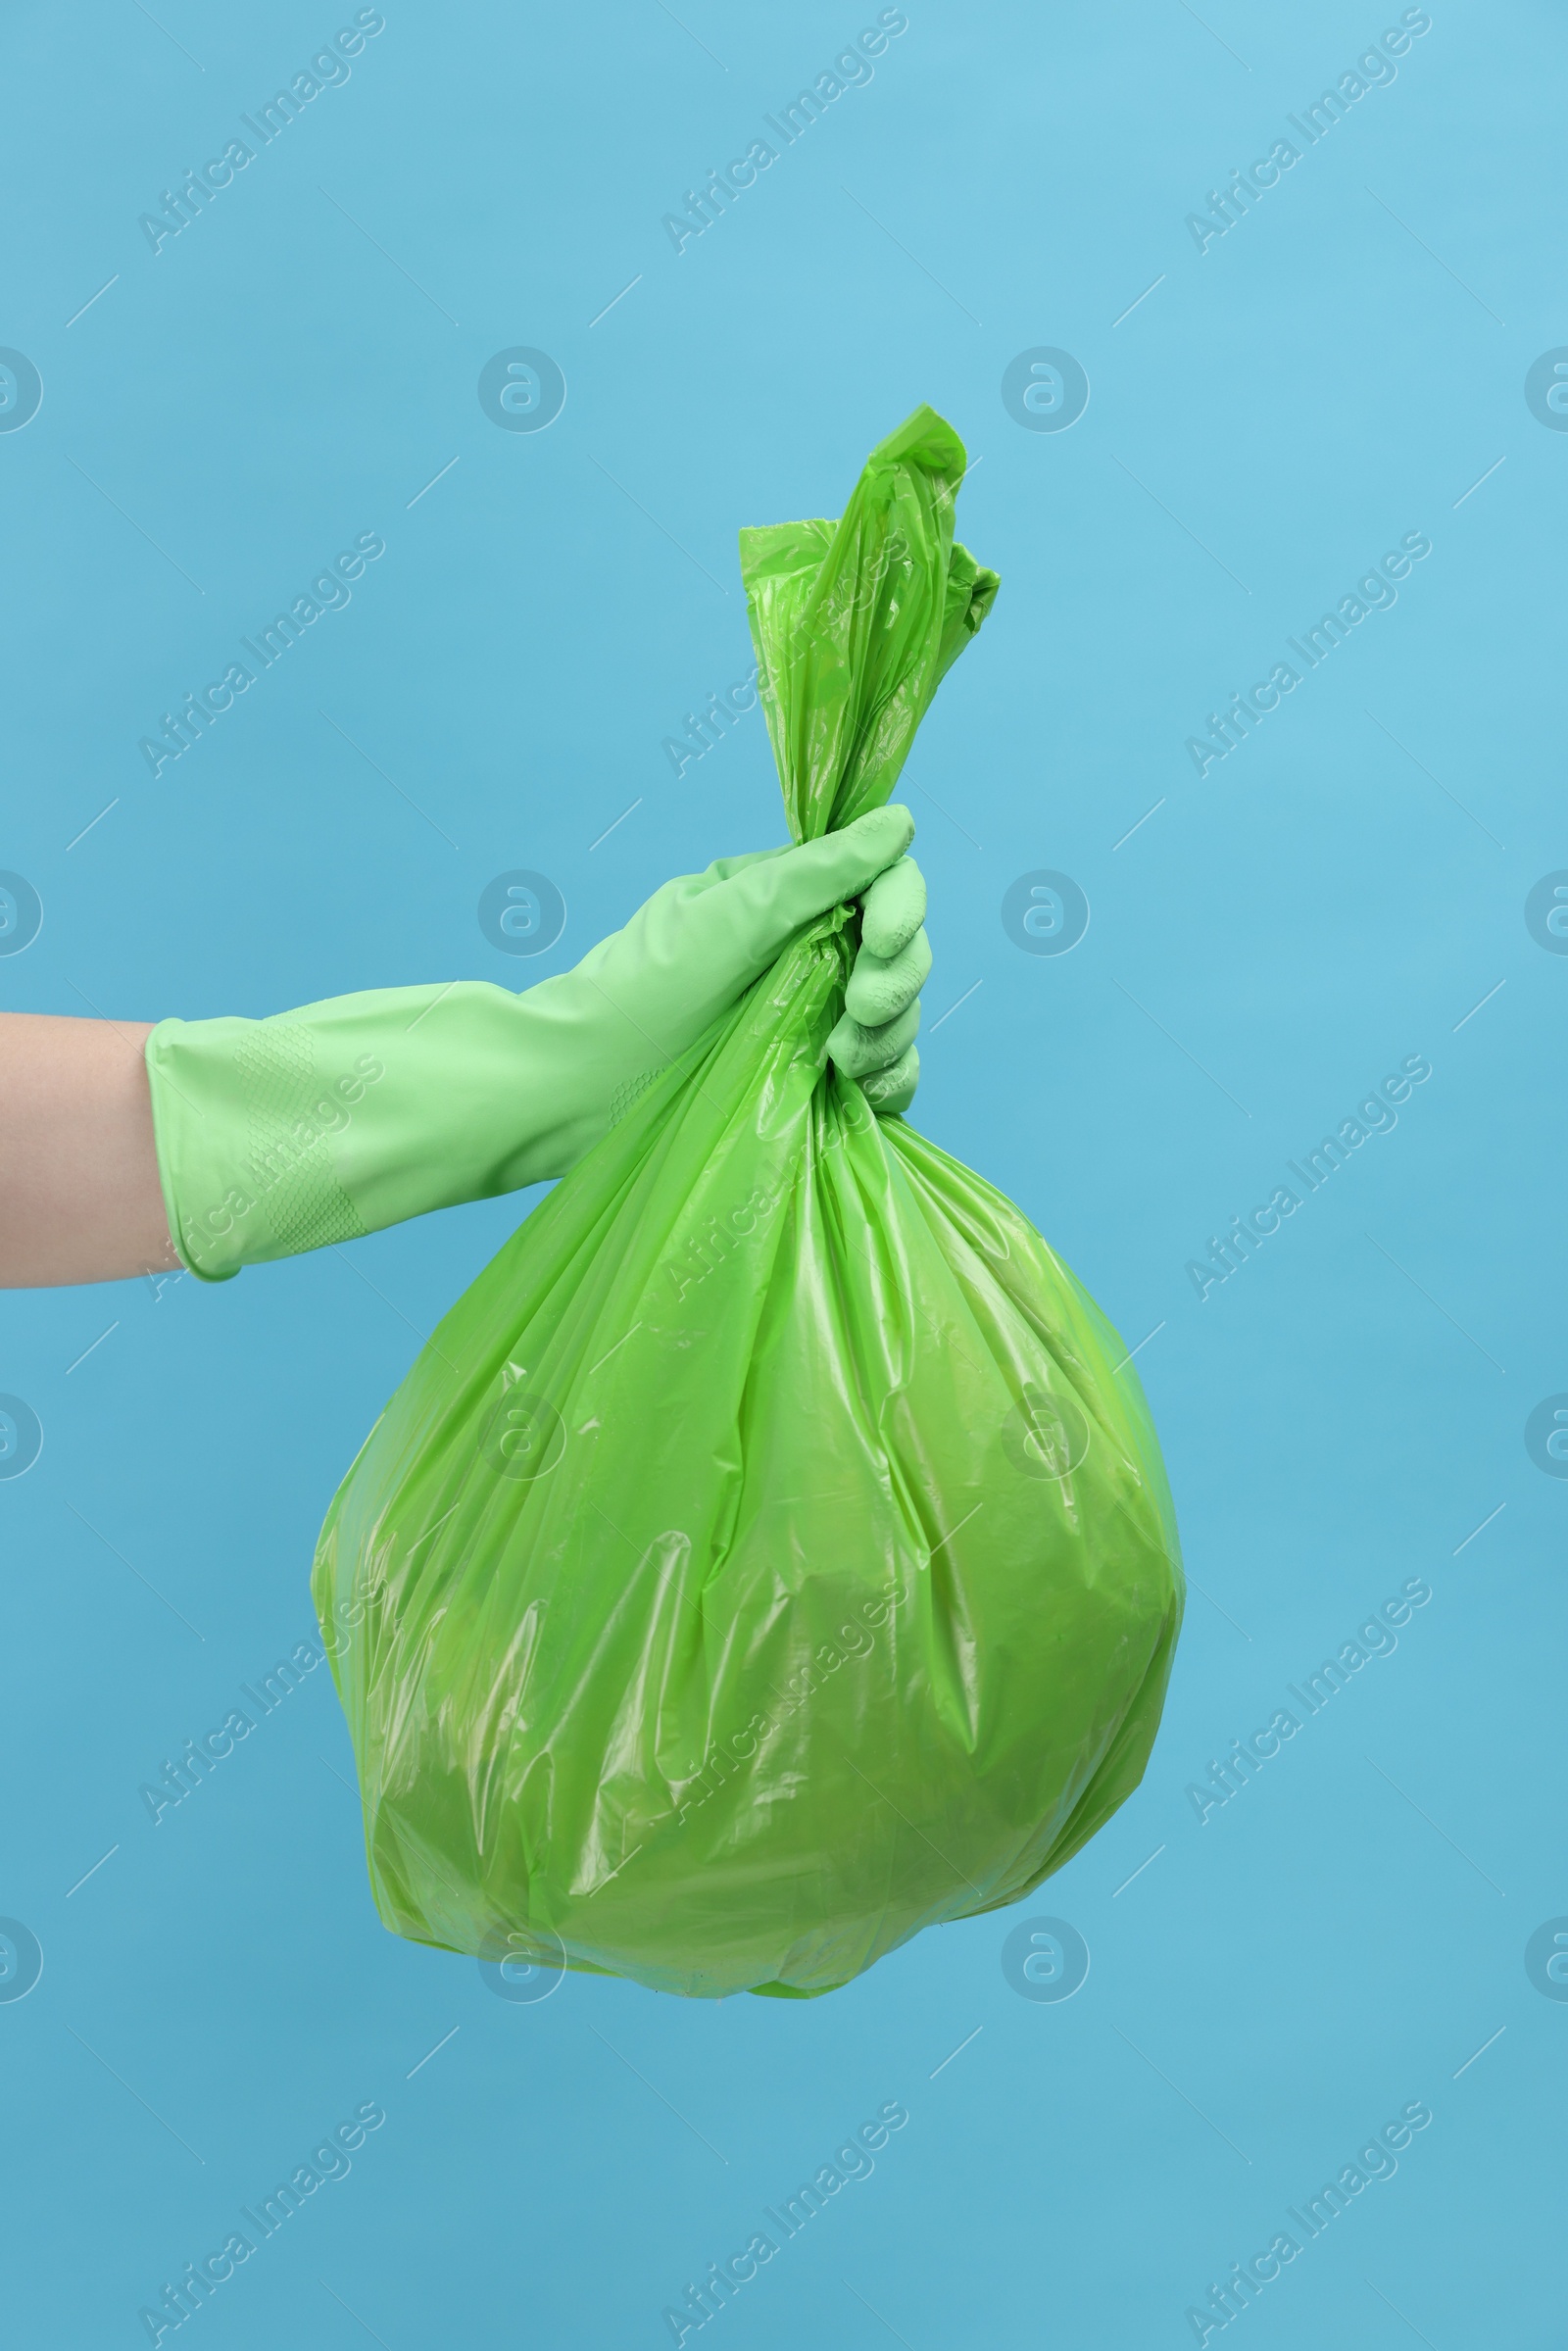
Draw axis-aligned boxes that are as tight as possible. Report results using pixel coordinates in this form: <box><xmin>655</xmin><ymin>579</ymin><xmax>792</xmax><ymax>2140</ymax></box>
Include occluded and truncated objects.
<box><xmin>0</xmin><ymin>1015</ymin><xmax>178</xmax><ymax>1287</ymax></box>
<box><xmin>1</xmin><ymin>819</ymin><xmax>926</xmax><ymax>1290</ymax></box>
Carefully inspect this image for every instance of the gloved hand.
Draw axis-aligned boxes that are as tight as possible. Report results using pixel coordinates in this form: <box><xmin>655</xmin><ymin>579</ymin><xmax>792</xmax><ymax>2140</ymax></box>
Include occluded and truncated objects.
<box><xmin>826</xmin><ymin>854</ymin><xmax>929</xmax><ymax>1118</ymax></box>
<box><xmin>146</xmin><ymin>806</ymin><xmax>929</xmax><ymax>1280</ymax></box>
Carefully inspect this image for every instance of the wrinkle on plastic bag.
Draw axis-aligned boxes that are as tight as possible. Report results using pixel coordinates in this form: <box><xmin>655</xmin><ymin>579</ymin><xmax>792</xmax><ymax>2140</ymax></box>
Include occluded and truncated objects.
<box><xmin>313</xmin><ymin>407</ymin><xmax>1184</xmax><ymax>1998</ymax></box>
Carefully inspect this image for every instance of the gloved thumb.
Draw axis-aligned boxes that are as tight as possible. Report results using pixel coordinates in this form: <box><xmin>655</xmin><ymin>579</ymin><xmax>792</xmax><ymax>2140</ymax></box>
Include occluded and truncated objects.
<box><xmin>717</xmin><ymin>807</ymin><xmax>915</xmax><ymax>954</ymax></box>
<box><xmin>576</xmin><ymin>807</ymin><xmax>918</xmax><ymax>1070</ymax></box>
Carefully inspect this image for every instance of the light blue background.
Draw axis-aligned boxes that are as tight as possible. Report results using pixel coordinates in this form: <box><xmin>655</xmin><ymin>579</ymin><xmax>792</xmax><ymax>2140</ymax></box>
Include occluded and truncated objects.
<box><xmin>2</xmin><ymin>1</ymin><xmax>1560</xmax><ymax>2342</ymax></box>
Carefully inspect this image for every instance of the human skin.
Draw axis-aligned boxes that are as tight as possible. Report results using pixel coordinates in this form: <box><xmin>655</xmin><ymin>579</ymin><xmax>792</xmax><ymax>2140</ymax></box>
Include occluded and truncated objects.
<box><xmin>0</xmin><ymin>829</ymin><xmax>929</xmax><ymax>1291</ymax></box>
<box><xmin>0</xmin><ymin>1014</ymin><xmax>179</xmax><ymax>1287</ymax></box>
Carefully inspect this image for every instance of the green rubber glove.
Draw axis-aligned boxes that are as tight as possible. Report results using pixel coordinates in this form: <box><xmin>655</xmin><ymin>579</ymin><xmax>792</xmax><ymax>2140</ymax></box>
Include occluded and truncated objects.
<box><xmin>826</xmin><ymin>855</ymin><xmax>929</xmax><ymax>1117</ymax></box>
<box><xmin>147</xmin><ymin>807</ymin><xmax>929</xmax><ymax>1281</ymax></box>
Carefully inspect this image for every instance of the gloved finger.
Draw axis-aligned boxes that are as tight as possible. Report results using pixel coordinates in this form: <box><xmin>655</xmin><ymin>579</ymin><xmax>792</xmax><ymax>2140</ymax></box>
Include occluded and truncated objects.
<box><xmin>826</xmin><ymin>999</ymin><xmax>919</xmax><ymax>1082</ymax></box>
<box><xmin>860</xmin><ymin>1043</ymin><xmax>919</xmax><ymax>1117</ymax></box>
<box><xmin>715</xmin><ymin>805</ymin><xmax>914</xmax><ymax>953</ymax></box>
<box><xmin>859</xmin><ymin>857</ymin><xmax>926</xmax><ymax>960</ymax></box>
<box><xmin>577</xmin><ymin>809</ymin><xmax>916</xmax><ymax>1070</ymax></box>
<box><xmin>844</xmin><ymin>923</ymin><xmax>931</xmax><ymax>1028</ymax></box>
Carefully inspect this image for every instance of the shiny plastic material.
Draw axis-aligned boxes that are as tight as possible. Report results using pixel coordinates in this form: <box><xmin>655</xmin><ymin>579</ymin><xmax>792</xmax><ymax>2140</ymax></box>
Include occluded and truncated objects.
<box><xmin>143</xmin><ymin>809</ymin><xmax>927</xmax><ymax>1283</ymax></box>
<box><xmin>313</xmin><ymin>407</ymin><xmax>1184</xmax><ymax>1999</ymax></box>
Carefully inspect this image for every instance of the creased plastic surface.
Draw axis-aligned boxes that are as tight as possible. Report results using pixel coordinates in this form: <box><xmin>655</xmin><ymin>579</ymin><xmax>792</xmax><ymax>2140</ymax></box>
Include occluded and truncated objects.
<box><xmin>312</xmin><ymin>406</ymin><xmax>1184</xmax><ymax>1999</ymax></box>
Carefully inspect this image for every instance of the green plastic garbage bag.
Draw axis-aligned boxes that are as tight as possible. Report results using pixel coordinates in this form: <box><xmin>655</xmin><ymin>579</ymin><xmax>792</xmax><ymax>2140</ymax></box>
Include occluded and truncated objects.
<box><xmin>312</xmin><ymin>406</ymin><xmax>1184</xmax><ymax>2000</ymax></box>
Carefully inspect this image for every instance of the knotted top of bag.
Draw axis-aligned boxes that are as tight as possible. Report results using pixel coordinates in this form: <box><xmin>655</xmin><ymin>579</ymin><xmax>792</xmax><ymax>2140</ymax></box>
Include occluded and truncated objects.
<box><xmin>740</xmin><ymin>406</ymin><xmax>999</xmax><ymax>846</ymax></box>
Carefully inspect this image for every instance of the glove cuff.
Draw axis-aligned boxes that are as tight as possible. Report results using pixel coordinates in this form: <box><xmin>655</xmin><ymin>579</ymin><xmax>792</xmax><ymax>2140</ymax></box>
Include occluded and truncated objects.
<box><xmin>146</xmin><ymin>1015</ymin><xmax>381</xmax><ymax>1281</ymax></box>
